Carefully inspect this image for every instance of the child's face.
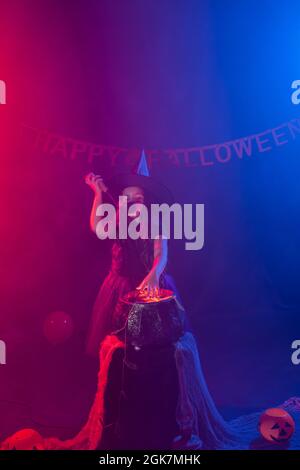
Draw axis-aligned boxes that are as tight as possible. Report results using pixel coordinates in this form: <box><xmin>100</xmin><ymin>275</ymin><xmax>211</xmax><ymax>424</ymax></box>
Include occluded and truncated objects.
<box><xmin>122</xmin><ymin>186</ymin><xmax>145</xmax><ymax>204</ymax></box>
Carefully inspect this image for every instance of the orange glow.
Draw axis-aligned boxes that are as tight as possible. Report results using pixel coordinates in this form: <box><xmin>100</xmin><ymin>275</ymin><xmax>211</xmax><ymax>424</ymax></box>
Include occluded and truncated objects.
<box><xmin>122</xmin><ymin>289</ymin><xmax>174</xmax><ymax>304</ymax></box>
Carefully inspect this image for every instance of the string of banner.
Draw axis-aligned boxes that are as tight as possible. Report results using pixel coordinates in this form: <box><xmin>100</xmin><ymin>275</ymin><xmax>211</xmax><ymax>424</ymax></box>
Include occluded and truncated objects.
<box><xmin>20</xmin><ymin>118</ymin><xmax>300</xmax><ymax>169</ymax></box>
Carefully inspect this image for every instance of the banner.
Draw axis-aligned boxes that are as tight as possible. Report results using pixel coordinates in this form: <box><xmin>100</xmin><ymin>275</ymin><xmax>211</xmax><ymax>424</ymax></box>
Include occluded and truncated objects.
<box><xmin>21</xmin><ymin>118</ymin><xmax>300</xmax><ymax>169</ymax></box>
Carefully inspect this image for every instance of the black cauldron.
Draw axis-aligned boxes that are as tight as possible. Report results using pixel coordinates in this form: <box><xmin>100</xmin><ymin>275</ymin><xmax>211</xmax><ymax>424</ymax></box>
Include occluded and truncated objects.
<box><xmin>115</xmin><ymin>289</ymin><xmax>185</xmax><ymax>347</ymax></box>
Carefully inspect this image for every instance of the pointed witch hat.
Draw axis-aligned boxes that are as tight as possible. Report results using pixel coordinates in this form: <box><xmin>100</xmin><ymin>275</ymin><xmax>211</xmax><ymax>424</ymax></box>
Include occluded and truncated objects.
<box><xmin>107</xmin><ymin>150</ymin><xmax>173</xmax><ymax>204</ymax></box>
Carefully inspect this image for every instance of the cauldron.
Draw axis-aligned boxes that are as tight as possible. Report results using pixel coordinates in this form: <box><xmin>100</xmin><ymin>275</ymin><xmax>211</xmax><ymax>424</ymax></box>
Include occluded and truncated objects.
<box><xmin>115</xmin><ymin>289</ymin><xmax>185</xmax><ymax>347</ymax></box>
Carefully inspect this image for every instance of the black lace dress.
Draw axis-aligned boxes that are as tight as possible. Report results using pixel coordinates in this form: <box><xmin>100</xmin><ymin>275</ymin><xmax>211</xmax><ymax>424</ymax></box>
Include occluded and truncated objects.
<box><xmin>86</xmin><ymin>238</ymin><xmax>180</xmax><ymax>356</ymax></box>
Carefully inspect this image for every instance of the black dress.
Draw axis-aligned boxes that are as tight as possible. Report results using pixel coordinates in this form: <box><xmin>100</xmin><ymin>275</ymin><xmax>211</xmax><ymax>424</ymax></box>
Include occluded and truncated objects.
<box><xmin>86</xmin><ymin>237</ymin><xmax>181</xmax><ymax>356</ymax></box>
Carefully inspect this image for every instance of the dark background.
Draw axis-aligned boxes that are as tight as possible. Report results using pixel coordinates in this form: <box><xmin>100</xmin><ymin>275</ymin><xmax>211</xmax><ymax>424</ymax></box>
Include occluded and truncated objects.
<box><xmin>0</xmin><ymin>0</ymin><xmax>300</xmax><ymax>438</ymax></box>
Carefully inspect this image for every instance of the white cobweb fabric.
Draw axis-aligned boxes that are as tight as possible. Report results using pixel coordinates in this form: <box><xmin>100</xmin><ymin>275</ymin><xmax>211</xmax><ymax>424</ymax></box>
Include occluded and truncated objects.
<box><xmin>174</xmin><ymin>332</ymin><xmax>300</xmax><ymax>450</ymax></box>
<box><xmin>1</xmin><ymin>332</ymin><xmax>300</xmax><ymax>450</ymax></box>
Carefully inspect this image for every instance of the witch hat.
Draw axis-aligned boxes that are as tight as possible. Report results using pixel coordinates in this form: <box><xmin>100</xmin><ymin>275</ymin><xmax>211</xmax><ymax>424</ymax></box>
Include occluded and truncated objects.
<box><xmin>136</xmin><ymin>149</ymin><xmax>150</xmax><ymax>176</ymax></box>
<box><xmin>107</xmin><ymin>150</ymin><xmax>173</xmax><ymax>204</ymax></box>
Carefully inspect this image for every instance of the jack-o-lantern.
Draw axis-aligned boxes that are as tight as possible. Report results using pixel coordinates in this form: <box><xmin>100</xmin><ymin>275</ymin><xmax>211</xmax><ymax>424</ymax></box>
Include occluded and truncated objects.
<box><xmin>259</xmin><ymin>408</ymin><xmax>295</xmax><ymax>443</ymax></box>
<box><xmin>1</xmin><ymin>428</ymin><xmax>45</xmax><ymax>450</ymax></box>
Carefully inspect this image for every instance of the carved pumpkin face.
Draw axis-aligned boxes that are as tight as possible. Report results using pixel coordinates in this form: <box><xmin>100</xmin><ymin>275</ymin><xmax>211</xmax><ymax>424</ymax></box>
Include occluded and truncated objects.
<box><xmin>259</xmin><ymin>408</ymin><xmax>295</xmax><ymax>443</ymax></box>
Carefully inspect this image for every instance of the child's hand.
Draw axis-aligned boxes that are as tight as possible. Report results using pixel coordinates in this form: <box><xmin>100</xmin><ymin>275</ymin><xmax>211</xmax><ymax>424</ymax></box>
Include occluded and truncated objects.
<box><xmin>85</xmin><ymin>173</ymin><xmax>107</xmax><ymax>193</ymax></box>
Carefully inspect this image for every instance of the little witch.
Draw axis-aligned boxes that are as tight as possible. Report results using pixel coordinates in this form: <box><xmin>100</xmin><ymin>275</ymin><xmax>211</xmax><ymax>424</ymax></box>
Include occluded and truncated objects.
<box><xmin>85</xmin><ymin>152</ymin><xmax>184</xmax><ymax>356</ymax></box>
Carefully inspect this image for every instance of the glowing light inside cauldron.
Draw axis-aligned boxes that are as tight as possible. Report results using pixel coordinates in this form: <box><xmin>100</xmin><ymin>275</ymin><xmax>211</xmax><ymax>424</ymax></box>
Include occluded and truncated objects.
<box><xmin>122</xmin><ymin>289</ymin><xmax>175</xmax><ymax>304</ymax></box>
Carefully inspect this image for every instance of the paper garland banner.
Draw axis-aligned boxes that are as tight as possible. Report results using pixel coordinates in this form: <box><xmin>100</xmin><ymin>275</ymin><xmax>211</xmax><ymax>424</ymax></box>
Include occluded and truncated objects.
<box><xmin>21</xmin><ymin>118</ymin><xmax>300</xmax><ymax>169</ymax></box>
